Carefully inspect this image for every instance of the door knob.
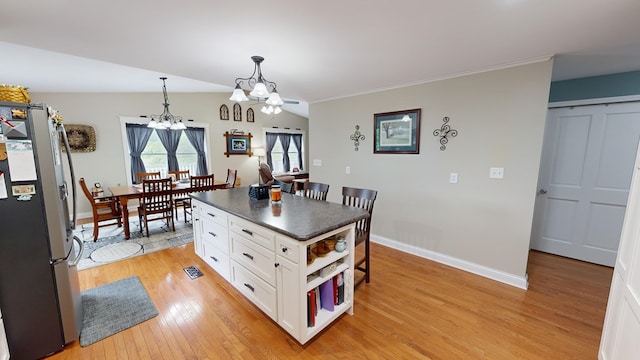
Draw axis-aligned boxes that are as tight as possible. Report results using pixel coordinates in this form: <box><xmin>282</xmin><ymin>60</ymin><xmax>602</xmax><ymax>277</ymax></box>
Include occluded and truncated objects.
<box><xmin>539</xmin><ymin>188</ymin><xmax>547</xmax><ymax>195</ymax></box>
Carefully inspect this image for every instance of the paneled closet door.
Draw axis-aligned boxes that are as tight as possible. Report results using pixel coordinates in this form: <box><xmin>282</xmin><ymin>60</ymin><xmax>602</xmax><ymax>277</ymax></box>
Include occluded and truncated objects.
<box><xmin>599</xmin><ymin>139</ymin><xmax>640</xmax><ymax>359</ymax></box>
<box><xmin>531</xmin><ymin>102</ymin><xmax>640</xmax><ymax>266</ymax></box>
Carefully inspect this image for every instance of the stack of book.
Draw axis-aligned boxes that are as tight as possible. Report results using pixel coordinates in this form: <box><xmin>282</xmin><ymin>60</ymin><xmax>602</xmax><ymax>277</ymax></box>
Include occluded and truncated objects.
<box><xmin>307</xmin><ymin>272</ymin><xmax>345</xmax><ymax>327</ymax></box>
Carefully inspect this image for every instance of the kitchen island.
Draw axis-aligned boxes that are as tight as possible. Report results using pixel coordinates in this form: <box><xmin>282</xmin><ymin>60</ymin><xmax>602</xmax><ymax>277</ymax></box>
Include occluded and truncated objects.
<box><xmin>190</xmin><ymin>187</ymin><xmax>369</xmax><ymax>344</ymax></box>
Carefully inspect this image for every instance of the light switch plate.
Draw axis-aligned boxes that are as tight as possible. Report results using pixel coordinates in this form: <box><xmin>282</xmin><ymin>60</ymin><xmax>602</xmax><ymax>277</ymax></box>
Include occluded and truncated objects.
<box><xmin>489</xmin><ymin>167</ymin><xmax>504</xmax><ymax>179</ymax></box>
<box><xmin>345</xmin><ymin>166</ymin><xmax>351</xmax><ymax>174</ymax></box>
<box><xmin>449</xmin><ymin>173</ymin><xmax>458</xmax><ymax>184</ymax></box>
<box><xmin>313</xmin><ymin>159</ymin><xmax>322</xmax><ymax>166</ymax></box>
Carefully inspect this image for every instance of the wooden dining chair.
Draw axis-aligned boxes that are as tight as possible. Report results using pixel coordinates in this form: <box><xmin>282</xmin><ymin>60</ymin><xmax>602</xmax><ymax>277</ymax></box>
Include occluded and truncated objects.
<box><xmin>168</xmin><ymin>169</ymin><xmax>190</xmax><ymax>181</ymax></box>
<box><xmin>224</xmin><ymin>169</ymin><xmax>238</xmax><ymax>189</ymax></box>
<box><xmin>138</xmin><ymin>178</ymin><xmax>174</xmax><ymax>237</ymax></box>
<box><xmin>135</xmin><ymin>171</ymin><xmax>161</xmax><ymax>184</ymax></box>
<box><xmin>182</xmin><ymin>174</ymin><xmax>215</xmax><ymax>222</ymax></box>
<box><xmin>79</xmin><ymin>178</ymin><xmax>122</xmax><ymax>241</ymax></box>
<box><xmin>342</xmin><ymin>186</ymin><xmax>377</xmax><ymax>288</ymax></box>
<box><xmin>302</xmin><ymin>181</ymin><xmax>330</xmax><ymax>201</ymax></box>
<box><xmin>169</xmin><ymin>169</ymin><xmax>190</xmax><ymax>219</ymax></box>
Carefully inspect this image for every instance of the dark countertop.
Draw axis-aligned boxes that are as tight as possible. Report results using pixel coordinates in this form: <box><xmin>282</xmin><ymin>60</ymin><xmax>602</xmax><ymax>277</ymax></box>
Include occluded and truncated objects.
<box><xmin>191</xmin><ymin>187</ymin><xmax>369</xmax><ymax>241</ymax></box>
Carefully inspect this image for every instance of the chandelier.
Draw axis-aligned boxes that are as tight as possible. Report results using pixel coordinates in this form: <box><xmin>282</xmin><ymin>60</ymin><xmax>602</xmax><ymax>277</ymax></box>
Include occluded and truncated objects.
<box><xmin>147</xmin><ymin>77</ymin><xmax>186</xmax><ymax>130</ymax></box>
<box><xmin>229</xmin><ymin>56</ymin><xmax>284</xmax><ymax>115</ymax></box>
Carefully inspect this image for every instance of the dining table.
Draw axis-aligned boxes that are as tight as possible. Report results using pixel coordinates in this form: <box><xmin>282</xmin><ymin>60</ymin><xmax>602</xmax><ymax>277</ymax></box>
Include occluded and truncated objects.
<box><xmin>108</xmin><ymin>179</ymin><xmax>227</xmax><ymax>239</ymax></box>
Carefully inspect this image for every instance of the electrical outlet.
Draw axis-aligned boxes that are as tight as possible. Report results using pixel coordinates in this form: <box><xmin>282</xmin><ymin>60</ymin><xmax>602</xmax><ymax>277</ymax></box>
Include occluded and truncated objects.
<box><xmin>449</xmin><ymin>172</ymin><xmax>458</xmax><ymax>184</ymax></box>
<box><xmin>489</xmin><ymin>167</ymin><xmax>504</xmax><ymax>179</ymax></box>
<box><xmin>313</xmin><ymin>159</ymin><xmax>322</xmax><ymax>166</ymax></box>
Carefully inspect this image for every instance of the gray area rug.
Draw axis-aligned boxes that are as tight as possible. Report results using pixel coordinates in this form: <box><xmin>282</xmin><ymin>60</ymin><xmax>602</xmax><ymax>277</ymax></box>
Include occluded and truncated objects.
<box><xmin>80</xmin><ymin>276</ymin><xmax>158</xmax><ymax>347</ymax></box>
<box><xmin>74</xmin><ymin>217</ymin><xmax>193</xmax><ymax>270</ymax></box>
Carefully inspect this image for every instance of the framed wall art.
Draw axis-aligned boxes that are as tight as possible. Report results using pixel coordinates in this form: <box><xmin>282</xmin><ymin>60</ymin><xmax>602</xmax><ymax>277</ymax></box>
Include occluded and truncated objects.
<box><xmin>373</xmin><ymin>108</ymin><xmax>421</xmax><ymax>154</ymax></box>
<box><xmin>223</xmin><ymin>131</ymin><xmax>253</xmax><ymax>157</ymax></box>
<box><xmin>62</xmin><ymin>124</ymin><xmax>96</xmax><ymax>152</ymax></box>
<box><xmin>220</xmin><ymin>104</ymin><xmax>229</xmax><ymax>120</ymax></box>
<box><xmin>247</xmin><ymin>108</ymin><xmax>255</xmax><ymax>123</ymax></box>
<box><xmin>233</xmin><ymin>103</ymin><xmax>242</xmax><ymax>121</ymax></box>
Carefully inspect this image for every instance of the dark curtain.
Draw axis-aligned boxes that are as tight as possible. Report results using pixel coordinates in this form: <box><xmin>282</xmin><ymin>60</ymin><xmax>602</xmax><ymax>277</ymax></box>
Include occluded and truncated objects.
<box><xmin>265</xmin><ymin>132</ymin><xmax>279</xmax><ymax>170</ymax></box>
<box><xmin>157</xmin><ymin>128</ymin><xmax>182</xmax><ymax>171</ymax></box>
<box><xmin>279</xmin><ymin>133</ymin><xmax>292</xmax><ymax>172</ymax></box>
<box><xmin>184</xmin><ymin>127</ymin><xmax>208</xmax><ymax>175</ymax></box>
<box><xmin>126</xmin><ymin>123</ymin><xmax>153</xmax><ymax>184</ymax></box>
<box><xmin>292</xmin><ymin>134</ymin><xmax>303</xmax><ymax>171</ymax></box>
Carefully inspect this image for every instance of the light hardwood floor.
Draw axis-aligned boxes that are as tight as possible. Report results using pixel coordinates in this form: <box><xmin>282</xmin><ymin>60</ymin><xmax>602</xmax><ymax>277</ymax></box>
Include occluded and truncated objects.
<box><xmin>46</xmin><ymin>242</ymin><xmax>612</xmax><ymax>359</ymax></box>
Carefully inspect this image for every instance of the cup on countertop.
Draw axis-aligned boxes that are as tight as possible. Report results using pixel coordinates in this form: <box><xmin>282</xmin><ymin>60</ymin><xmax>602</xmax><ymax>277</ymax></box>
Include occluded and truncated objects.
<box><xmin>270</xmin><ymin>184</ymin><xmax>282</xmax><ymax>203</ymax></box>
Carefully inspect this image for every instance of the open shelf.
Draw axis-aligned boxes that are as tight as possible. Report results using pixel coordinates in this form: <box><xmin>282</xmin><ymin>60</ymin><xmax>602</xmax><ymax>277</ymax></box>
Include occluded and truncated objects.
<box><xmin>305</xmin><ymin>301</ymin><xmax>351</xmax><ymax>340</ymax></box>
<box><xmin>307</xmin><ymin>249</ymin><xmax>349</xmax><ymax>275</ymax></box>
<box><xmin>306</xmin><ymin>263</ymin><xmax>348</xmax><ymax>291</ymax></box>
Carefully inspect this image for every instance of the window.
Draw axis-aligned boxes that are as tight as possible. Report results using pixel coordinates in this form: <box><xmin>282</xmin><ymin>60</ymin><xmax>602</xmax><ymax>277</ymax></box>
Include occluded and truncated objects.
<box><xmin>141</xmin><ymin>130</ymin><xmax>198</xmax><ymax>176</ymax></box>
<box><xmin>122</xmin><ymin>118</ymin><xmax>209</xmax><ymax>185</ymax></box>
<box><xmin>270</xmin><ymin>138</ymin><xmax>300</xmax><ymax>173</ymax></box>
<box><xmin>266</xmin><ymin>130</ymin><xmax>305</xmax><ymax>173</ymax></box>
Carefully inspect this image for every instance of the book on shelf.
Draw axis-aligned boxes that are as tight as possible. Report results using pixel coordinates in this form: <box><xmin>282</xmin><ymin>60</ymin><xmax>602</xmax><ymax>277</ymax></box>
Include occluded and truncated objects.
<box><xmin>307</xmin><ymin>289</ymin><xmax>316</xmax><ymax>327</ymax></box>
<box><xmin>335</xmin><ymin>272</ymin><xmax>345</xmax><ymax>305</ymax></box>
<box><xmin>319</xmin><ymin>279</ymin><xmax>334</xmax><ymax>312</ymax></box>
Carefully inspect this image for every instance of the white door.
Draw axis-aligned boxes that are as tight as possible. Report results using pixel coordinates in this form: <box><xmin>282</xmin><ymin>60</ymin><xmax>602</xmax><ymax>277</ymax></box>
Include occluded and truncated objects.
<box><xmin>531</xmin><ymin>102</ymin><xmax>640</xmax><ymax>266</ymax></box>
<box><xmin>599</xmin><ymin>140</ymin><xmax>640</xmax><ymax>359</ymax></box>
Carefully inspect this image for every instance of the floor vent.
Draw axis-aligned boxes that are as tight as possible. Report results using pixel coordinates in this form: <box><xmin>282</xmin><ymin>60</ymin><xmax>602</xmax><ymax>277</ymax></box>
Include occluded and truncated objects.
<box><xmin>183</xmin><ymin>265</ymin><xmax>204</xmax><ymax>279</ymax></box>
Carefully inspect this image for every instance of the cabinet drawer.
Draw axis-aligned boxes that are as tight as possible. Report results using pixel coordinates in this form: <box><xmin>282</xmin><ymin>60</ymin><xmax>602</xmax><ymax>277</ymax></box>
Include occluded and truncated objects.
<box><xmin>229</xmin><ymin>216</ymin><xmax>275</xmax><ymax>251</ymax></box>
<box><xmin>231</xmin><ymin>261</ymin><xmax>277</xmax><ymax>321</ymax></box>
<box><xmin>230</xmin><ymin>233</ymin><xmax>276</xmax><ymax>286</ymax></box>
<box><xmin>203</xmin><ymin>240</ymin><xmax>230</xmax><ymax>281</ymax></box>
<box><xmin>202</xmin><ymin>220</ymin><xmax>229</xmax><ymax>253</ymax></box>
<box><xmin>199</xmin><ymin>202</ymin><xmax>229</xmax><ymax>227</ymax></box>
<box><xmin>276</xmin><ymin>236</ymin><xmax>299</xmax><ymax>264</ymax></box>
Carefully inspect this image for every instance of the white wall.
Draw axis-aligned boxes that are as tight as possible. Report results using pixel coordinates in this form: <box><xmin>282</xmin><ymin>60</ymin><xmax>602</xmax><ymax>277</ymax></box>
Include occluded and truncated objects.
<box><xmin>29</xmin><ymin>92</ymin><xmax>308</xmax><ymax>216</ymax></box>
<box><xmin>308</xmin><ymin>60</ymin><xmax>553</xmax><ymax>285</ymax></box>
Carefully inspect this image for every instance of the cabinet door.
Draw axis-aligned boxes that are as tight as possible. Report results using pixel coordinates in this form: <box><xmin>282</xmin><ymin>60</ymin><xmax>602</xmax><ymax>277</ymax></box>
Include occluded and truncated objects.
<box><xmin>277</xmin><ymin>255</ymin><xmax>300</xmax><ymax>338</ymax></box>
<box><xmin>192</xmin><ymin>201</ymin><xmax>203</xmax><ymax>257</ymax></box>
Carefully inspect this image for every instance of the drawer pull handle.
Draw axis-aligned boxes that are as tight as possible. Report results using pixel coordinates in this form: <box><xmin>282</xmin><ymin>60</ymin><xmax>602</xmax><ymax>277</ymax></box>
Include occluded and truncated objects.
<box><xmin>242</xmin><ymin>229</ymin><xmax>253</xmax><ymax>236</ymax></box>
<box><xmin>207</xmin><ymin>212</ymin><xmax>216</xmax><ymax>218</ymax></box>
<box><xmin>208</xmin><ymin>231</ymin><xmax>217</xmax><ymax>237</ymax></box>
<box><xmin>209</xmin><ymin>255</ymin><xmax>218</xmax><ymax>262</ymax></box>
<box><xmin>242</xmin><ymin>252</ymin><xmax>254</xmax><ymax>260</ymax></box>
<box><xmin>244</xmin><ymin>283</ymin><xmax>255</xmax><ymax>292</ymax></box>
<box><xmin>281</xmin><ymin>247</ymin><xmax>288</xmax><ymax>253</ymax></box>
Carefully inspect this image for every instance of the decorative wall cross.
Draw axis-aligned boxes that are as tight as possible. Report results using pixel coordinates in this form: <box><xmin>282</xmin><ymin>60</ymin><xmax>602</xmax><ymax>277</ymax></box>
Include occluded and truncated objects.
<box><xmin>349</xmin><ymin>125</ymin><xmax>365</xmax><ymax>151</ymax></box>
<box><xmin>433</xmin><ymin>116</ymin><xmax>458</xmax><ymax>151</ymax></box>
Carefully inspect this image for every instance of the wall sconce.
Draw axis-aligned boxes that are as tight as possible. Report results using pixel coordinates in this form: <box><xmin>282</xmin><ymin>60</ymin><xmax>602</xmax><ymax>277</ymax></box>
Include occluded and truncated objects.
<box><xmin>349</xmin><ymin>125</ymin><xmax>365</xmax><ymax>151</ymax></box>
<box><xmin>433</xmin><ymin>116</ymin><xmax>458</xmax><ymax>151</ymax></box>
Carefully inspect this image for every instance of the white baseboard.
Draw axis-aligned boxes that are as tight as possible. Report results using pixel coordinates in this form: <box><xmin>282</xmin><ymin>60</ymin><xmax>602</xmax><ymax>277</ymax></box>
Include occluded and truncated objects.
<box><xmin>371</xmin><ymin>234</ymin><xmax>529</xmax><ymax>290</ymax></box>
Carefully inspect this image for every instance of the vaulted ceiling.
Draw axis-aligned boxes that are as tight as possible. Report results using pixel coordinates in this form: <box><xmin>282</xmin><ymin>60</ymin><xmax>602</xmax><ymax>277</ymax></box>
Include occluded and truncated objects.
<box><xmin>2</xmin><ymin>0</ymin><xmax>640</xmax><ymax>118</ymax></box>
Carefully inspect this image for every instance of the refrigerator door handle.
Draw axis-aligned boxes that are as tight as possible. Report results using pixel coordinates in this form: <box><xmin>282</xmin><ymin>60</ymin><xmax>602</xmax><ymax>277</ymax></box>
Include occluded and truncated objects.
<box><xmin>68</xmin><ymin>236</ymin><xmax>84</xmax><ymax>267</ymax></box>
<box><xmin>59</xmin><ymin>124</ymin><xmax>77</xmax><ymax>230</ymax></box>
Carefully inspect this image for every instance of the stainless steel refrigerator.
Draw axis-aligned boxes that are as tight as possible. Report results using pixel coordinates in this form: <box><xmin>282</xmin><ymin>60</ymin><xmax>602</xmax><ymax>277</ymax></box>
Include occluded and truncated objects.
<box><xmin>0</xmin><ymin>101</ymin><xmax>83</xmax><ymax>359</ymax></box>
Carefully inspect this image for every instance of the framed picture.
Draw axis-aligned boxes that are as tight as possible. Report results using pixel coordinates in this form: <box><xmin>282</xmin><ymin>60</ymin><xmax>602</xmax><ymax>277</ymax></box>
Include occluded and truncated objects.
<box><xmin>223</xmin><ymin>131</ymin><xmax>253</xmax><ymax>157</ymax></box>
<box><xmin>220</xmin><ymin>104</ymin><xmax>229</xmax><ymax>120</ymax></box>
<box><xmin>374</xmin><ymin>108</ymin><xmax>421</xmax><ymax>154</ymax></box>
<box><xmin>62</xmin><ymin>124</ymin><xmax>96</xmax><ymax>152</ymax></box>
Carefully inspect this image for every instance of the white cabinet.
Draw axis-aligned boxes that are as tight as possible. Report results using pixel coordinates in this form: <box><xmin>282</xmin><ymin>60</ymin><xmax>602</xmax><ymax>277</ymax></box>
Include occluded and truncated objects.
<box><xmin>192</xmin><ymin>198</ymin><xmax>355</xmax><ymax>344</ymax></box>
<box><xmin>194</xmin><ymin>200</ymin><xmax>230</xmax><ymax>281</ymax></box>
<box><xmin>0</xmin><ymin>308</ymin><xmax>8</xmax><ymax>360</ymax></box>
